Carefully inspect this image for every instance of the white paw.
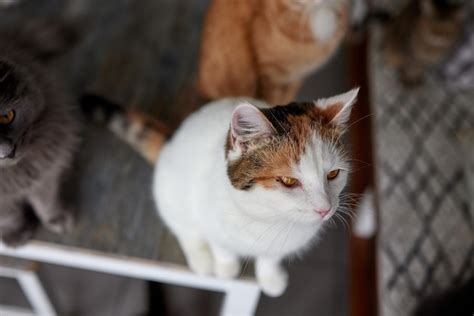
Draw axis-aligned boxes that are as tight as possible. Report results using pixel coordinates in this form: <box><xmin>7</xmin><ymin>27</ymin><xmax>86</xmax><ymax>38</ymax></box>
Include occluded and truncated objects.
<box><xmin>258</xmin><ymin>269</ymin><xmax>288</xmax><ymax>297</ymax></box>
<box><xmin>215</xmin><ymin>260</ymin><xmax>241</xmax><ymax>279</ymax></box>
<box><xmin>186</xmin><ymin>246</ymin><xmax>214</xmax><ymax>275</ymax></box>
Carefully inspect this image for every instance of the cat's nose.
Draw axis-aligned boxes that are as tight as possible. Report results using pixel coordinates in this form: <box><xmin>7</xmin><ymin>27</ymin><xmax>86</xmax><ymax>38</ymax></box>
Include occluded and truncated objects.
<box><xmin>0</xmin><ymin>141</ymin><xmax>15</xmax><ymax>159</ymax></box>
<box><xmin>316</xmin><ymin>209</ymin><xmax>330</xmax><ymax>218</ymax></box>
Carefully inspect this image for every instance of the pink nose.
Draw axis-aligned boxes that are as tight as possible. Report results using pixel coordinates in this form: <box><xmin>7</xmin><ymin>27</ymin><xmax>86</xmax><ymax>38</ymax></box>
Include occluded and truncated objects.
<box><xmin>316</xmin><ymin>209</ymin><xmax>330</xmax><ymax>218</ymax></box>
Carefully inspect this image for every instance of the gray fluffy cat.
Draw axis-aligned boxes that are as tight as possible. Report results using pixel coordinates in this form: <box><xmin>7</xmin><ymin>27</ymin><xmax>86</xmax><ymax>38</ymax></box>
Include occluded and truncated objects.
<box><xmin>0</xmin><ymin>22</ymin><xmax>79</xmax><ymax>246</ymax></box>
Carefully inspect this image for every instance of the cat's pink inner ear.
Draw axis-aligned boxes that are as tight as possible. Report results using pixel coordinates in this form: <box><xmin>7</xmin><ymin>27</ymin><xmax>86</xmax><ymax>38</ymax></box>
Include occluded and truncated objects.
<box><xmin>316</xmin><ymin>88</ymin><xmax>359</xmax><ymax>127</ymax></box>
<box><xmin>322</xmin><ymin>102</ymin><xmax>344</xmax><ymax>123</ymax></box>
<box><xmin>231</xmin><ymin>103</ymin><xmax>274</xmax><ymax>144</ymax></box>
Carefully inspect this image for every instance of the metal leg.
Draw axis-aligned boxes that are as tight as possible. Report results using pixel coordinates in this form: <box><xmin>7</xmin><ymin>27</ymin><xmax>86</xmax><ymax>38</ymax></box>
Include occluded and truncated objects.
<box><xmin>0</xmin><ymin>257</ymin><xmax>56</xmax><ymax>316</ymax></box>
<box><xmin>220</xmin><ymin>282</ymin><xmax>260</xmax><ymax>316</ymax></box>
<box><xmin>17</xmin><ymin>271</ymin><xmax>57</xmax><ymax>316</ymax></box>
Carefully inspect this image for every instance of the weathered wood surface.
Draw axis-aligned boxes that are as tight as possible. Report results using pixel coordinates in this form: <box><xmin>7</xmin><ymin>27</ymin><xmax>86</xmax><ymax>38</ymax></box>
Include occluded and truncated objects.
<box><xmin>0</xmin><ymin>0</ymin><xmax>210</xmax><ymax>265</ymax></box>
<box><xmin>0</xmin><ymin>255</ymin><xmax>37</xmax><ymax>272</ymax></box>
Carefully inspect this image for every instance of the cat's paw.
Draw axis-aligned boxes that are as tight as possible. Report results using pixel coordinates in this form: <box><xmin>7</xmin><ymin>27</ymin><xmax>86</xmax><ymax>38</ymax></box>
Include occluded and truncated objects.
<box><xmin>1</xmin><ymin>224</ymin><xmax>36</xmax><ymax>248</ymax></box>
<box><xmin>215</xmin><ymin>259</ymin><xmax>241</xmax><ymax>279</ymax></box>
<box><xmin>185</xmin><ymin>246</ymin><xmax>214</xmax><ymax>275</ymax></box>
<box><xmin>257</xmin><ymin>269</ymin><xmax>288</xmax><ymax>297</ymax></box>
<box><xmin>44</xmin><ymin>210</ymin><xmax>75</xmax><ymax>234</ymax></box>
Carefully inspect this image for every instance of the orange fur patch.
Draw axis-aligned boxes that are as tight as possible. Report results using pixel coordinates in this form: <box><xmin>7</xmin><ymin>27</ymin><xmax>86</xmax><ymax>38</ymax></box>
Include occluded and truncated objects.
<box><xmin>227</xmin><ymin>102</ymin><xmax>343</xmax><ymax>190</ymax></box>
<box><xmin>125</xmin><ymin>111</ymin><xmax>168</xmax><ymax>164</ymax></box>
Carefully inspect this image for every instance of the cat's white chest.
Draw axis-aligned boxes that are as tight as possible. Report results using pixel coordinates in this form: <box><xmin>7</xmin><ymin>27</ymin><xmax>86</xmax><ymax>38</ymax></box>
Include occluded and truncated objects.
<box><xmin>197</xmin><ymin>185</ymin><xmax>320</xmax><ymax>258</ymax></box>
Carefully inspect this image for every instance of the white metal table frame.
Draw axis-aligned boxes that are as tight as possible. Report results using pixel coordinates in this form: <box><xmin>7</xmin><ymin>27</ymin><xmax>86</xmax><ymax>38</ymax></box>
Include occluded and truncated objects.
<box><xmin>0</xmin><ymin>259</ymin><xmax>56</xmax><ymax>316</ymax></box>
<box><xmin>0</xmin><ymin>241</ymin><xmax>261</xmax><ymax>316</ymax></box>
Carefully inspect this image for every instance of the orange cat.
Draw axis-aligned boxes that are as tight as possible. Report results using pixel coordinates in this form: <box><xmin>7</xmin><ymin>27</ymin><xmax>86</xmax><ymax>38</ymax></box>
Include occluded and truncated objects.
<box><xmin>198</xmin><ymin>0</ymin><xmax>350</xmax><ymax>105</ymax></box>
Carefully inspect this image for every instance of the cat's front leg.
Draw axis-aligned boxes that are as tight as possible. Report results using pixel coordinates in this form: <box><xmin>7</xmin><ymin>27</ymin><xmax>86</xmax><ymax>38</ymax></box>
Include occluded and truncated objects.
<box><xmin>177</xmin><ymin>235</ymin><xmax>214</xmax><ymax>275</ymax></box>
<box><xmin>0</xmin><ymin>200</ymin><xmax>37</xmax><ymax>247</ymax></box>
<box><xmin>28</xmin><ymin>175</ymin><xmax>74</xmax><ymax>234</ymax></box>
<box><xmin>209</xmin><ymin>242</ymin><xmax>241</xmax><ymax>279</ymax></box>
<box><xmin>255</xmin><ymin>256</ymin><xmax>288</xmax><ymax>297</ymax></box>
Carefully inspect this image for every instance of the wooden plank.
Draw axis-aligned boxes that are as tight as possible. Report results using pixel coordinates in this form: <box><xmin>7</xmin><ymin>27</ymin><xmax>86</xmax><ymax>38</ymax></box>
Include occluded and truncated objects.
<box><xmin>0</xmin><ymin>256</ymin><xmax>37</xmax><ymax>273</ymax></box>
<box><xmin>347</xmin><ymin>33</ymin><xmax>378</xmax><ymax>316</ymax></box>
<box><xmin>34</xmin><ymin>125</ymin><xmax>171</xmax><ymax>262</ymax></box>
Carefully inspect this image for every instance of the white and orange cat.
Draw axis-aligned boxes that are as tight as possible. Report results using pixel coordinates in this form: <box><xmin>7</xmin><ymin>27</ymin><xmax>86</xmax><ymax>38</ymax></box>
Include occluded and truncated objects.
<box><xmin>198</xmin><ymin>0</ymin><xmax>350</xmax><ymax>105</ymax></box>
<box><xmin>83</xmin><ymin>89</ymin><xmax>358</xmax><ymax>296</ymax></box>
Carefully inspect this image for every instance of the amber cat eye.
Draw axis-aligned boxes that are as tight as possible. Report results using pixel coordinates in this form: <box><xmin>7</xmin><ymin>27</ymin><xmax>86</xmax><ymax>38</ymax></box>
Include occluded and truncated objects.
<box><xmin>277</xmin><ymin>176</ymin><xmax>299</xmax><ymax>187</ymax></box>
<box><xmin>0</xmin><ymin>110</ymin><xmax>15</xmax><ymax>125</ymax></box>
<box><xmin>327</xmin><ymin>169</ymin><xmax>340</xmax><ymax>180</ymax></box>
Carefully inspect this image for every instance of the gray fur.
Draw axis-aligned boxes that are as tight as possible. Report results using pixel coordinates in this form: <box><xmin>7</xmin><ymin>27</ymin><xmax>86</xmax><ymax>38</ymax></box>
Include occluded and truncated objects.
<box><xmin>0</xmin><ymin>24</ymin><xmax>80</xmax><ymax>247</ymax></box>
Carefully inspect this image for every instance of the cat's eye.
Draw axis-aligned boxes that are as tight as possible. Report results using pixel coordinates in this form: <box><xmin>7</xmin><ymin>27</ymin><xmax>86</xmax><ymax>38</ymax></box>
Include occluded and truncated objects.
<box><xmin>0</xmin><ymin>110</ymin><xmax>15</xmax><ymax>125</ymax></box>
<box><xmin>277</xmin><ymin>176</ymin><xmax>299</xmax><ymax>187</ymax></box>
<box><xmin>327</xmin><ymin>169</ymin><xmax>340</xmax><ymax>180</ymax></box>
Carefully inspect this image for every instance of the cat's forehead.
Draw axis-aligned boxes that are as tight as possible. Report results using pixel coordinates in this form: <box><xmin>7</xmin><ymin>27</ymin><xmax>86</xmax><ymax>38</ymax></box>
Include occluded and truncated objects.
<box><xmin>295</xmin><ymin>132</ymin><xmax>341</xmax><ymax>177</ymax></box>
<box><xmin>259</xmin><ymin>102</ymin><xmax>344</xmax><ymax>172</ymax></box>
<box><xmin>261</xmin><ymin>102</ymin><xmax>342</xmax><ymax>142</ymax></box>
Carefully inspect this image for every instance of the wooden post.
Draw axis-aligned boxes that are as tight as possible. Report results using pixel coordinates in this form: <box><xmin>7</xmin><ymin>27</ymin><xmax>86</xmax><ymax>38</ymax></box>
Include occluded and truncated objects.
<box><xmin>347</xmin><ymin>30</ymin><xmax>378</xmax><ymax>316</ymax></box>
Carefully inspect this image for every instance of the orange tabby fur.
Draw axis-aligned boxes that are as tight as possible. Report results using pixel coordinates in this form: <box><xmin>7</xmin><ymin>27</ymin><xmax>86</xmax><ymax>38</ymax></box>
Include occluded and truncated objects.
<box><xmin>198</xmin><ymin>0</ymin><xmax>349</xmax><ymax>105</ymax></box>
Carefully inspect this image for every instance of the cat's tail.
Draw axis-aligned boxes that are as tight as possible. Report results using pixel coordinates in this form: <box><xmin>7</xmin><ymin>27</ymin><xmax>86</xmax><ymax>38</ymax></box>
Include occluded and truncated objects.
<box><xmin>80</xmin><ymin>94</ymin><xmax>168</xmax><ymax>164</ymax></box>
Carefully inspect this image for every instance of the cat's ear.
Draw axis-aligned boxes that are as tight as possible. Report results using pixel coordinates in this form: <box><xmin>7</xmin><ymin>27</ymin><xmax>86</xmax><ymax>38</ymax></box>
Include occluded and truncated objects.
<box><xmin>231</xmin><ymin>102</ymin><xmax>275</xmax><ymax>150</ymax></box>
<box><xmin>315</xmin><ymin>88</ymin><xmax>359</xmax><ymax>127</ymax></box>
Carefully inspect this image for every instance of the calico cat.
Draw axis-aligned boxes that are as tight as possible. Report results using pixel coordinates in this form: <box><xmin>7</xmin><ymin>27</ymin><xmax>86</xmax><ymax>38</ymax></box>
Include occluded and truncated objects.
<box><xmin>198</xmin><ymin>0</ymin><xmax>350</xmax><ymax>105</ymax></box>
<box><xmin>83</xmin><ymin>88</ymin><xmax>358</xmax><ymax>296</ymax></box>
<box><xmin>384</xmin><ymin>0</ymin><xmax>465</xmax><ymax>86</ymax></box>
<box><xmin>0</xmin><ymin>23</ymin><xmax>79</xmax><ymax>246</ymax></box>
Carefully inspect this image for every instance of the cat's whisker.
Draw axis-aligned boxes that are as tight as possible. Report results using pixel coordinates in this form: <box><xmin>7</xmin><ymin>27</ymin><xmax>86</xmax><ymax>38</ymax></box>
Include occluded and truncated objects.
<box><xmin>338</xmin><ymin>202</ymin><xmax>360</xmax><ymax>210</ymax></box>
<box><xmin>339</xmin><ymin>196</ymin><xmax>362</xmax><ymax>203</ymax></box>
<box><xmin>340</xmin><ymin>194</ymin><xmax>365</xmax><ymax>201</ymax></box>
<box><xmin>338</xmin><ymin>199</ymin><xmax>357</xmax><ymax>205</ymax></box>
<box><xmin>346</xmin><ymin>158</ymin><xmax>372</xmax><ymax>167</ymax></box>
<box><xmin>338</xmin><ymin>204</ymin><xmax>358</xmax><ymax>213</ymax></box>
<box><xmin>348</xmin><ymin>165</ymin><xmax>373</xmax><ymax>175</ymax></box>
<box><xmin>334</xmin><ymin>212</ymin><xmax>351</xmax><ymax>231</ymax></box>
<box><xmin>337</xmin><ymin>214</ymin><xmax>349</xmax><ymax>231</ymax></box>
<box><xmin>345</xmin><ymin>113</ymin><xmax>375</xmax><ymax>130</ymax></box>
<box><xmin>338</xmin><ymin>210</ymin><xmax>356</xmax><ymax>222</ymax></box>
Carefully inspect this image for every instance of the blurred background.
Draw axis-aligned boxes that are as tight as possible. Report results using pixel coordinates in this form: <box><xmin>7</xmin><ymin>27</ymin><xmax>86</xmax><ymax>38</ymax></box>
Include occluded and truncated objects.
<box><xmin>0</xmin><ymin>0</ymin><xmax>472</xmax><ymax>315</ymax></box>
